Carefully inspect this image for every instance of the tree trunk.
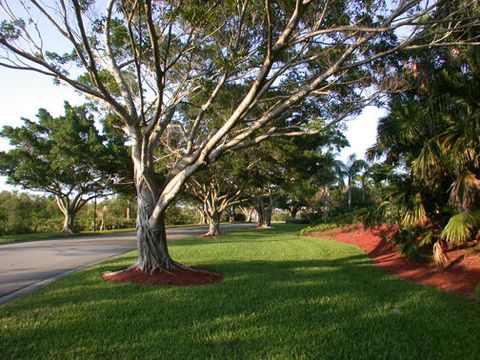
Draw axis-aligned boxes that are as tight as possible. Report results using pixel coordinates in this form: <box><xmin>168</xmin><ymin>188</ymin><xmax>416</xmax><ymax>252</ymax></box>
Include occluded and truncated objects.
<box><xmin>227</xmin><ymin>205</ymin><xmax>235</xmax><ymax>223</ymax></box>
<box><xmin>361</xmin><ymin>177</ymin><xmax>366</xmax><ymax>203</ymax></box>
<box><xmin>322</xmin><ymin>186</ymin><xmax>330</xmax><ymax>223</ymax></box>
<box><xmin>247</xmin><ymin>208</ymin><xmax>254</xmax><ymax>222</ymax></box>
<box><xmin>205</xmin><ymin>211</ymin><xmax>222</xmax><ymax>236</ymax></box>
<box><xmin>256</xmin><ymin>197</ymin><xmax>264</xmax><ymax>227</ymax></box>
<box><xmin>256</xmin><ymin>196</ymin><xmax>273</xmax><ymax>228</ymax></box>
<box><xmin>55</xmin><ymin>195</ymin><xmax>78</xmax><ymax>233</ymax></box>
<box><xmin>347</xmin><ymin>177</ymin><xmax>352</xmax><ymax>208</ymax></box>
<box><xmin>197</xmin><ymin>207</ymin><xmax>208</xmax><ymax>224</ymax></box>
<box><xmin>134</xmin><ymin>189</ymin><xmax>178</xmax><ymax>272</ymax></box>
<box><xmin>62</xmin><ymin>210</ymin><xmax>75</xmax><ymax>233</ymax></box>
<box><xmin>290</xmin><ymin>208</ymin><xmax>298</xmax><ymax>220</ymax></box>
<box><xmin>264</xmin><ymin>200</ymin><xmax>273</xmax><ymax>227</ymax></box>
<box><xmin>240</xmin><ymin>206</ymin><xmax>254</xmax><ymax>222</ymax></box>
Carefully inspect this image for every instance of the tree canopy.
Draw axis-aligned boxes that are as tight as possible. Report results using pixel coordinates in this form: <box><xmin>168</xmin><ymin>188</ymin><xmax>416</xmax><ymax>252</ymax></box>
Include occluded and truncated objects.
<box><xmin>0</xmin><ymin>102</ymin><xmax>130</xmax><ymax>232</ymax></box>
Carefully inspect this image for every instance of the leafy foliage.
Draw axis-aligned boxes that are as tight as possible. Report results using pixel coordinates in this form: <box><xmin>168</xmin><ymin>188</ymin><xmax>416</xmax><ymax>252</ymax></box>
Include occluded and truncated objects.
<box><xmin>0</xmin><ymin>103</ymin><xmax>130</xmax><ymax>232</ymax></box>
<box><xmin>0</xmin><ymin>0</ymin><xmax>478</xmax><ymax>269</ymax></box>
<box><xmin>0</xmin><ymin>191</ymin><xmax>61</xmax><ymax>235</ymax></box>
<box><xmin>367</xmin><ymin>41</ymin><xmax>480</xmax><ymax>264</ymax></box>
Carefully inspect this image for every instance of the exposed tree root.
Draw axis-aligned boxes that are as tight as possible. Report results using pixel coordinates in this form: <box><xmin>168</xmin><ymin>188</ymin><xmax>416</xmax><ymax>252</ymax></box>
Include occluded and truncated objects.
<box><xmin>256</xmin><ymin>225</ymin><xmax>273</xmax><ymax>230</ymax></box>
<box><xmin>102</xmin><ymin>265</ymin><xmax>223</xmax><ymax>286</ymax></box>
<box><xmin>202</xmin><ymin>230</ymin><xmax>222</xmax><ymax>237</ymax></box>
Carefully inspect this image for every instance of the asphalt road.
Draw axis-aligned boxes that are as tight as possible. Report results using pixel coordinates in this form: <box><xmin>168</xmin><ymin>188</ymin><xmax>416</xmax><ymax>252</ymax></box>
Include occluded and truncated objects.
<box><xmin>0</xmin><ymin>223</ymin><xmax>253</xmax><ymax>305</ymax></box>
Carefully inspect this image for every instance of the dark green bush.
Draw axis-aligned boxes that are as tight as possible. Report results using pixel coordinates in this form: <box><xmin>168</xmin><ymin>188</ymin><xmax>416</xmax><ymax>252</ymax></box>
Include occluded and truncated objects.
<box><xmin>286</xmin><ymin>218</ymin><xmax>310</xmax><ymax>224</ymax></box>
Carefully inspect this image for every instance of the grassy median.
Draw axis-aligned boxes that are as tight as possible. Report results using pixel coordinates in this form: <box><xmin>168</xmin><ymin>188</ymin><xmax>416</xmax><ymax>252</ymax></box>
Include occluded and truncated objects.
<box><xmin>0</xmin><ymin>223</ymin><xmax>204</xmax><ymax>244</ymax></box>
<box><xmin>1</xmin><ymin>224</ymin><xmax>479</xmax><ymax>359</ymax></box>
<box><xmin>0</xmin><ymin>228</ymin><xmax>135</xmax><ymax>244</ymax></box>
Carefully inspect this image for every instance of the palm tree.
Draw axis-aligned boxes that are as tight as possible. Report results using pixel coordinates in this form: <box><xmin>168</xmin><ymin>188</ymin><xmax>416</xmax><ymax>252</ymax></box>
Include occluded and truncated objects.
<box><xmin>336</xmin><ymin>154</ymin><xmax>368</xmax><ymax>208</ymax></box>
<box><xmin>368</xmin><ymin>46</ymin><xmax>480</xmax><ymax>268</ymax></box>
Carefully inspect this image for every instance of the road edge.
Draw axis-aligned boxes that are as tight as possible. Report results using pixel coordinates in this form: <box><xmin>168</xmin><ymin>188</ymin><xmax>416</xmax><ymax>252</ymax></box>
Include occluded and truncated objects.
<box><xmin>0</xmin><ymin>248</ymin><xmax>134</xmax><ymax>306</ymax></box>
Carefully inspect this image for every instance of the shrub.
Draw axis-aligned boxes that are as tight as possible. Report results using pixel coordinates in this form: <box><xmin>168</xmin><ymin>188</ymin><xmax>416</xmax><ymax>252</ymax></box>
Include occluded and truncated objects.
<box><xmin>165</xmin><ymin>205</ymin><xmax>197</xmax><ymax>225</ymax></box>
<box><xmin>272</xmin><ymin>211</ymin><xmax>290</xmax><ymax>223</ymax></box>
<box><xmin>286</xmin><ymin>218</ymin><xmax>310</xmax><ymax>224</ymax></box>
<box><xmin>300</xmin><ymin>223</ymin><xmax>343</xmax><ymax>236</ymax></box>
<box><xmin>234</xmin><ymin>213</ymin><xmax>246</xmax><ymax>222</ymax></box>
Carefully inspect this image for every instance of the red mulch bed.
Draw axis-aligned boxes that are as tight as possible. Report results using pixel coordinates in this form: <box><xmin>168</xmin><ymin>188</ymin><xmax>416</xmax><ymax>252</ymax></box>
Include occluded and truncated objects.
<box><xmin>309</xmin><ymin>225</ymin><xmax>480</xmax><ymax>295</ymax></box>
<box><xmin>102</xmin><ymin>267</ymin><xmax>223</xmax><ymax>286</ymax></box>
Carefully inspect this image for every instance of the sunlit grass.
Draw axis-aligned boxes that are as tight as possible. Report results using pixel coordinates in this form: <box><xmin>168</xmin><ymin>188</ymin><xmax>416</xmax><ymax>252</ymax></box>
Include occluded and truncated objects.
<box><xmin>1</xmin><ymin>224</ymin><xmax>479</xmax><ymax>359</ymax></box>
<box><xmin>0</xmin><ymin>228</ymin><xmax>135</xmax><ymax>244</ymax></box>
<box><xmin>0</xmin><ymin>223</ymin><xmax>204</xmax><ymax>244</ymax></box>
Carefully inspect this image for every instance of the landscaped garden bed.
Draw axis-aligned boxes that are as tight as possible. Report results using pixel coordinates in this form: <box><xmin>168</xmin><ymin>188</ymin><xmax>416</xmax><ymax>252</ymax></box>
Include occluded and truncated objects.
<box><xmin>308</xmin><ymin>225</ymin><xmax>480</xmax><ymax>296</ymax></box>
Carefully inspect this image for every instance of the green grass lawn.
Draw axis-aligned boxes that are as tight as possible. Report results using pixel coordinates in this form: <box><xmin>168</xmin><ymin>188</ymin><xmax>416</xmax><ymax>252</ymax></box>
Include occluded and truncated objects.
<box><xmin>0</xmin><ymin>228</ymin><xmax>135</xmax><ymax>244</ymax></box>
<box><xmin>1</xmin><ymin>224</ymin><xmax>479</xmax><ymax>359</ymax></box>
<box><xmin>0</xmin><ymin>223</ymin><xmax>205</xmax><ymax>244</ymax></box>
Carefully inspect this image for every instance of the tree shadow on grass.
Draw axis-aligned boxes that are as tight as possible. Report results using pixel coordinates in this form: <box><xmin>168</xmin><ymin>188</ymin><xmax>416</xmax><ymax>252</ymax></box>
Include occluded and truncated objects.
<box><xmin>170</xmin><ymin>226</ymin><xmax>303</xmax><ymax>247</ymax></box>
<box><xmin>3</xmin><ymin>253</ymin><xmax>480</xmax><ymax>359</ymax></box>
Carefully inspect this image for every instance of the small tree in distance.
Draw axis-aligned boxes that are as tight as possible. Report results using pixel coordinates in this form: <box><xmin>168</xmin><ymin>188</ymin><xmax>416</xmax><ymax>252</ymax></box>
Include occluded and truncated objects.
<box><xmin>0</xmin><ymin>103</ymin><xmax>130</xmax><ymax>232</ymax></box>
<box><xmin>186</xmin><ymin>167</ymin><xmax>245</xmax><ymax>237</ymax></box>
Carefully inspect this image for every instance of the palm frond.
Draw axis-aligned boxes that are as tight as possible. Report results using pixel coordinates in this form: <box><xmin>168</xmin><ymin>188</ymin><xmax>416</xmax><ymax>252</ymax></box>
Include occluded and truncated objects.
<box><xmin>419</xmin><ymin>230</ymin><xmax>434</xmax><ymax>246</ymax></box>
<box><xmin>441</xmin><ymin>211</ymin><xmax>480</xmax><ymax>245</ymax></box>
<box><xmin>412</xmin><ymin>139</ymin><xmax>443</xmax><ymax>184</ymax></box>
<box><xmin>433</xmin><ymin>240</ymin><xmax>449</xmax><ymax>272</ymax></box>
<box><xmin>449</xmin><ymin>170</ymin><xmax>480</xmax><ymax>211</ymax></box>
<box><xmin>401</xmin><ymin>193</ymin><xmax>427</xmax><ymax>227</ymax></box>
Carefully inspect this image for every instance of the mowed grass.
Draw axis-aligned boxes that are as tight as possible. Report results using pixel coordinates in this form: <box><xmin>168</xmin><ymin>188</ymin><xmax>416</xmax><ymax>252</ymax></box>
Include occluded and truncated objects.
<box><xmin>1</xmin><ymin>225</ymin><xmax>479</xmax><ymax>359</ymax></box>
<box><xmin>0</xmin><ymin>228</ymin><xmax>135</xmax><ymax>244</ymax></box>
<box><xmin>0</xmin><ymin>223</ymin><xmax>203</xmax><ymax>244</ymax></box>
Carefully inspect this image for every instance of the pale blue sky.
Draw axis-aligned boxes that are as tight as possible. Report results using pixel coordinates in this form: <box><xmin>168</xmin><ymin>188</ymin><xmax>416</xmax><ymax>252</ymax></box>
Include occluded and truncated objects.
<box><xmin>0</xmin><ymin>67</ymin><xmax>383</xmax><ymax>191</ymax></box>
<box><xmin>339</xmin><ymin>106</ymin><xmax>384</xmax><ymax>162</ymax></box>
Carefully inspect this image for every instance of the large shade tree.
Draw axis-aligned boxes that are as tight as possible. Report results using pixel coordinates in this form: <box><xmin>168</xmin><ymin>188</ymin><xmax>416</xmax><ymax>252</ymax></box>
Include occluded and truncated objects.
<box><xmin>0</xmin><ymin>103</ymin><xmax>130</xmax><ymax>232</ymax></box>
<box><xmin>0</xmin><ymin>0</ymin><xmax>478</xmax><ymax>273</ymax></box>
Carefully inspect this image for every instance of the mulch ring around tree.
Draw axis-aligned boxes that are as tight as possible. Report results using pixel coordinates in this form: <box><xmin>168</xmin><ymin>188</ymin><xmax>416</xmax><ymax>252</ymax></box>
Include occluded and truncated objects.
<box><xmin>308</xmin><ymin>225</ymin><xmax>480</xmax><ymax>296</ymax></box>
<box><xmin>102</xmin><ymin>266</ymin><xmax>223</xmax><ymax>286</ymax></box>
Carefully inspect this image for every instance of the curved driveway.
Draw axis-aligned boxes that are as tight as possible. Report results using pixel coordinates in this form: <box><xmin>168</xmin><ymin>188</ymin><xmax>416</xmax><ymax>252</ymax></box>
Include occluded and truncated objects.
<box><xmin>0</xmin><ymin>223</ymin><xmax>253</xmax><ymax>304</ymax></box>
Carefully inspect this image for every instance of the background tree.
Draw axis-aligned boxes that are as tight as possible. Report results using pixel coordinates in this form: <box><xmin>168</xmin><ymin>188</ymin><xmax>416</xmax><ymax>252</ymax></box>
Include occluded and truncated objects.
<box><xmin>237</xmin><ymin>140</ymin><xmax>289</xmax><ymax>228</ymax></box>
<box><xmin>277</xmin><ymin>130</ymin><xmax>347</xmax><ymax>220</ymax></box>
<box><xmin>0</xmin><ymin>103</ymin><xmax>129</xmax><ymax>232</ymax></box>
<box><xmin>336</xmin><ymin>154</ymin><xmax>369</xmax><ymax>208</ymax></box>
<box><xmin>0</xmin><ymin>0</ymin><xmax>477</xmax><ymax>273</ymax></box>
<box><xmin>185</xmin><ymin>157</ymin><xmax>247</xmax><ymax>236</ymax></box>
<box><xmin>0</xmin><ymin>191</ymin><xmax>61</xmax><ymax>235</ymax></box>
<box><xmin>367</xmin><ymin>40</ymin><xmax>480</xmax><ymax>267</ymax></box>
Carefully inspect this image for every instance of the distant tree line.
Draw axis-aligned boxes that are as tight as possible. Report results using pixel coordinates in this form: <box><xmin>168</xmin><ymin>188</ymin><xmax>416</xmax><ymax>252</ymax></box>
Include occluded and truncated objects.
<box><xmin>0</xmin><ymin>191</ymin><xmax>198</xmax><ymax>236</ymax></box>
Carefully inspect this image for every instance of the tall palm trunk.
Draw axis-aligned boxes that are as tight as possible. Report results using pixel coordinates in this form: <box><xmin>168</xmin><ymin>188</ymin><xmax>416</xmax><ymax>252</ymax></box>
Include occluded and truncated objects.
<box><xmin>361</xmin><ymin>176</ymin><xmax>366</xmax><ymax>202</ymax></box>
<box><xmin>347</xmin><ymin>176</ymin><xmax>352</xmax><ymax>208</ymax></box>
<box><xmin>321</xmin><ymin>186</ymin><xmax>330</xmax><ymax>223</ymax></box>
